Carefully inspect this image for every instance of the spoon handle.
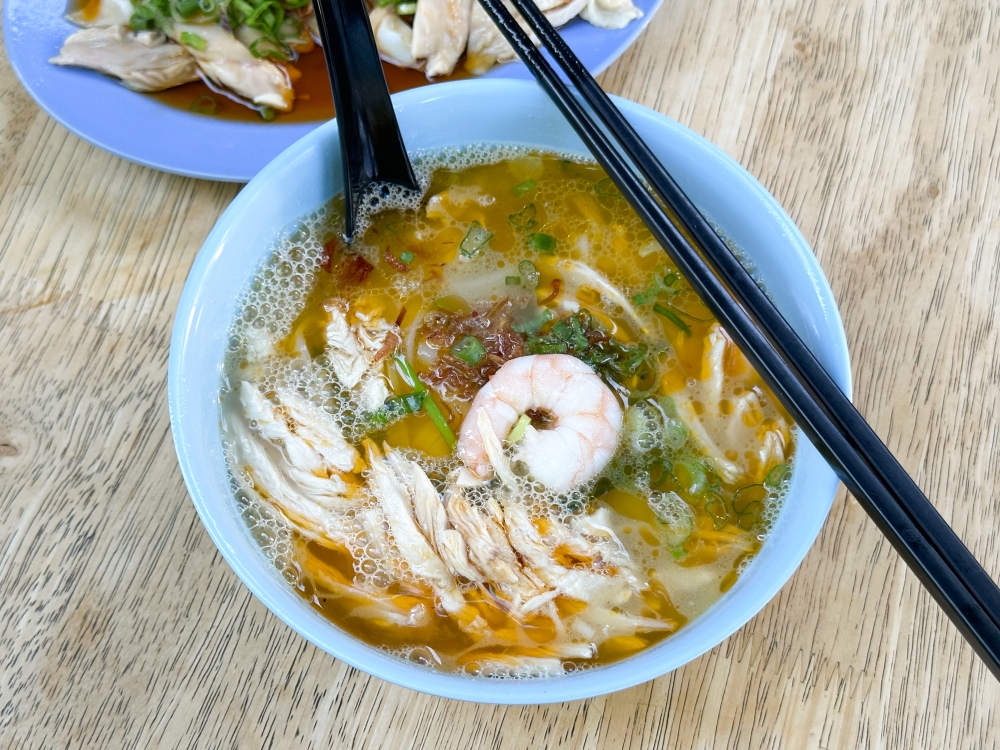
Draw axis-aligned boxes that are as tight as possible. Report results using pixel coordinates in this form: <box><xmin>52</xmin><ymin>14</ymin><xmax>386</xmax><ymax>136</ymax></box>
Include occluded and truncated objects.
<box><xmin>312</xmin><ymin>0</ymin><xmax>419</xmax><ymax>238</ymax></box>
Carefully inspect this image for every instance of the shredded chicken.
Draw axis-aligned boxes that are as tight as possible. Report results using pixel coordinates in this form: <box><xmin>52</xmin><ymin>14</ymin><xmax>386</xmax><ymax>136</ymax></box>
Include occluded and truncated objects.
<box><xmin>365</xmin><ymin>442</ymin><xmax>471</xmax><ymax>617</ymax></box>
<box><xmin>670</xmin><ymin>323</ymin><xmax>789</xmax><ymax>484</ymax></box>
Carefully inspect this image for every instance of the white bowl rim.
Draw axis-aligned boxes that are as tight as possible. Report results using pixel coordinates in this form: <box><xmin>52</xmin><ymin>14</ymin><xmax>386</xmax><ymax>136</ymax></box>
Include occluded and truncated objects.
<box><xmin>168</xmin><ymin>78</ymin><xmax>851</xmax><ymax>704</ymax></box>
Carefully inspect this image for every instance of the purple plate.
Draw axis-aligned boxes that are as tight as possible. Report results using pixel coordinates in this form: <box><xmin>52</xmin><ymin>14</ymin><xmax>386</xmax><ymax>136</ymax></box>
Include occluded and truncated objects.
<box><xmin>4</xmin><ymin>0</ymin><xmax>664</xmax><ymax>182</ymax></box>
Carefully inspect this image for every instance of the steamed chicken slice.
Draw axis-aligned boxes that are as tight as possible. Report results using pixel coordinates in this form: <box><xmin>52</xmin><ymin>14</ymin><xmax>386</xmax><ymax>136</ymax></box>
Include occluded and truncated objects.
<box><xmin>411</xmin><ymin>0</ymin><xmax>473</xmax><ymax>77</ymax></box>
<box><xmin>171</xmin><ymin>22</ymin><xmax>293</xmax><ymax>111</ymax></box>
<box><xmin>370</xmin><ymin>7</ymin><xmax>421</xmax><ymax>69</ymax></box>
<box><xmin>50</xmin><ymin>27</ymin><xmax>199</xmax><ymax>92</ymax></box>
<box><xmin>580</xmin><ymin>0</ymin><xmax>643</xmax><ymax>29</ymax></box>
<box><xmin>465</xmin><ymin>2</ymin><xmax>518</xmax><ymax>74</ymax></box>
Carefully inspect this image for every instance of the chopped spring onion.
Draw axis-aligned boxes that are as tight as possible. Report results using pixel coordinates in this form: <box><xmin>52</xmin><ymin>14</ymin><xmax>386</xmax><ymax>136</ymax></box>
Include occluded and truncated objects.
<box><xmin>259</xmin><ymin>105</ymin><xmax>276</xmax><ymax>122</ymax></box>
<box><xmin>189</xmin><ymin>94</ymin><xmax>218</xmax><ymax>115</ymax></box>
<box><xmin>518</xmin><ymin>260</ymin><xmax>540</xmax><ymax>289</ymax></box>
<box><xmin>511</xmin><ymin>308</ymin><xmax>553</xmax><ymax>334</ymax></box>
<box><xmin>512</xmin><ymin>178</ymin><xmax>537</xmax><ymax>196</ymax></box>
<box><xmin>180</xmin><ymin>31</ymin><xmax>207</xmax><ymax>51</ymax></box>
<box><xmin>653</xmin><ymin>303</ymin><xmax>691</xmax><ymax>335</ymax></box>
<box><xmin>451</xmin><ymin>335</ymin><xmax>486</xmax><ymax>366</ymax></box>
<box><xmin>505</xmin><ymin>276</ymin><xmax>522</xmax><ymax>285</ymax></box>
<box><xmin>459</xmin><ymin>221</ymin><xmax>493</xmax><ymax>258</ymax></box>
<box><xmin>506</xmin><ymin>414</ymin><xmax>531</xmax><ymax>444</ymax></box>
<box><xmin>508</xmin><ymin>203</ymin><xmax>538</xmax><ymax>229</ymax></box>
<box><xmin>704</xmin><ymin>493</ymin><xmax>729</xmax><ymax>529</ymax></box>
<box><xmin>528</xmin><ymin>232</ymin><xmax>557</xmax><ymax>254</ymax></box>
<box><xmin>663</xmin><ymin>272</ymin><xmax>678</xmax><ymax>287</ymax></box>
<box><xmin>393</xmin><ymin>355</ymin><xmax>457</xmax><ymax>450</ymax></box>
<box><xmin>593</xmin><ymin>177</ymin><xmax>622</xmax><ymax>197</ymax></box>
<box><xmin>396</xmin><ymin>0</ymin><xmax>416</xmax><ymax>11</ymax></box>
<box><xmin>764</xmin><ymin>462</ymin><xmax>791</xmax><ymax>488</ymax></box>
<box><xmin>399</xmin><ymin>250</ymin><xmax>415</xmax><ymax>264</ymax></box>
<box><xmin>525</xmin><ymin>340</ymin><xmax>567</xmax><ymax>354</ymax></box>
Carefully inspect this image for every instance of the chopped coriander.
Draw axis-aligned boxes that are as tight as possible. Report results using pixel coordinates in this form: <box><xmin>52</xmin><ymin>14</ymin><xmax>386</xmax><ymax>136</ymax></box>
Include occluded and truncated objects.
<box><xmin>653</xmin><ymin>303</ymin><xmax>691</xmax><ymax>335</ymax></box>
<box><xmin>451</xmin><ymin>335</ymin><xmax>486</xmax><ymax>366</ymax></box>
<box><xmin>528</xmin><ymin>232</ymin><xmax>557</xmax><ymax>254</ymax></box>
<box><xmin>508</xmin><ymin>203</ymin><xmax>538</xmax><ymax>229</ymax></box>
<box><xmin>399</xmin><ymin>250</ymin><xmax>415</xmax><ymax>264</ymax></box>
<box><xmin>512</xmin><ymin>178</ymin><xmax>537</xmax><ymax>196</ymax></box>
<box><xmin>180</xmin><ymin>31</ymin><xmax>207</xmax><ymax>51</ymax></box>
<box><xmin>459</xmin><ymin>221</ymin><xmax>493</xmax><ymax>258</ymax></box>
<box><xmin>366</xmin><ymin>392</ymin><xmax>425</xmax><ymax>431</ymax></box>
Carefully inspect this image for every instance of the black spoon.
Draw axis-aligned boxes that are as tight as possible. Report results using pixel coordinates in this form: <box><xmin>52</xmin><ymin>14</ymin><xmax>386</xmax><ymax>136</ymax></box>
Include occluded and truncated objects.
<box><xmin>312</xmin><ymin>0</ymin><xmax>419</xmax><ymax>239</ymax></box>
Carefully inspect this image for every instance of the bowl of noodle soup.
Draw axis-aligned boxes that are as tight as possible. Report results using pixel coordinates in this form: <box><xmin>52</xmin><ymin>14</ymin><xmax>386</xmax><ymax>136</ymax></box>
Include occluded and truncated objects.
<box><xmin>168</xmin><ymin>79</ymin><xmax>850</xmax><ymax>704</ymax></box>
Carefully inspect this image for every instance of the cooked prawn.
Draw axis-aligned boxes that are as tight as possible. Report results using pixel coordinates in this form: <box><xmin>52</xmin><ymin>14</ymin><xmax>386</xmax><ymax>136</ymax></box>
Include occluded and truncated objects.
<box><xmin>457</xmin><ymin>354</ymin><xmax>623</xmax><ymax>493</ymax></box>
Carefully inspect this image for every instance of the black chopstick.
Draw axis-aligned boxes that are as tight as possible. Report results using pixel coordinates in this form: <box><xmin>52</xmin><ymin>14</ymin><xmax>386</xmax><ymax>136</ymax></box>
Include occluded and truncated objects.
<box><xmin>503</xmin><ymin>0</ymin><xmax>1000</xmax><ymax>633</ymax></box>
<box><xmin>504</xmin><ymin>0</ymin><xmax>1000</xmax><ymax>633</ymax></box>
<box><xmin>475</xmin><ymin>0</ymin><xmax>1000</xmax><ymax>678</ymax></box>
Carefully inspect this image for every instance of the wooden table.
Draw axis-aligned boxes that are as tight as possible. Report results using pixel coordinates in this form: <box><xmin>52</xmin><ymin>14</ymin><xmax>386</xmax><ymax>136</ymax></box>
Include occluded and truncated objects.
<box><xmin>2</xmin><ymin>0</ymin><xmax>999</xmax><ymax>745</ymax></box>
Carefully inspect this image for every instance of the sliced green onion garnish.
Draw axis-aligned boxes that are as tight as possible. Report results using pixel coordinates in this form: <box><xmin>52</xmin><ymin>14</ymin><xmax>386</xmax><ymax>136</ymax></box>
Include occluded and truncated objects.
<box><xmin>511</xmin><ymin>308</ymin><xmax>553</xmax><ymax>334</ymax></box>
<box><xmin>393</xmin><ymin>355</ymin><xmax>456</xmax><ymax>450</ymax></box>
<box><xmin>663</xmin><ymin>272</ymin><xmax>678</xmax><ymax>287</ymax></box>
<box><xmin>459</xmin><ymin>220</ymin><xmax>493</xmax><ymax>258</ymax></box>
<box><xmin>180</xmin><ymin>31</ymin><xmax>207</xmax><ymax>51</ymax></box>
<box><xmin>764</xmin><ymin>462</ymin><xmax>791</xmax><ymax>488</ymax></box>
<box><xmin>189</xmin><ymin>94</ymin><xmax>218</xmax><ymax>115</ymax></box>
<box><xmin>517</xmin><ymin>260</ymin><xmax>540</xmax><ymax>290</ymax></box>
<box><xmin>593</xmin><ymin>177</ymin><xmax>622</xmax><ymax>197</ymax></box>
<box><xmin>506</xmin><ymin>414</ymin><xmax>531</xmax><ymax>444</ymax></box>
<box><xmin>399</xmin><ymin>250</ymin><xmax>415</xmax><ymax>264</ymax></box>
<box><xmin>396</xmin><ymin>1</ymin><xmax>417</xmax><ymax>13</ymax></box>
<box><xmin>451</xmin><ymin>335</ymin><xmax>486</xmax><ymax>366</ymax></box>
<box><xmin>176</xmin><ymin>0</ymin><xmax>201</xmax><ymax>17</ymax></box>
<box><xmin>259</xmin><ymin>105</ymin><xmax>276</xmax><ymax>121</ymax></box>
<box><xmin>508</xmin><ymin>203</ymin><xmax>537</xmax><ymax>229</ymax></box>
<box><xmin>528</xmin><ymin>232</ymin><xmax>557</xmax><ymax>254</ymax></box>
<box><xmin>632</xmin><ymin>293</ymin><xmax>648</xmax><ymax>305</ymax></box>
<box><xmin>653</xmin><ymin>303</ymin><xmax>691</xmax><ymax>335</ymax></box>
<box><xmin>505</xmin><ymin>275</ymin><xmax>522</xmax><ymax>285</ymax></box>
<box><xmin>512</xmin><ymin>178</ymin><xmax>537</xmax><ymax>196</ymax></box>
<box><xmin>525</xmin><ymin>339</ymin><xmax>567</xmax><ymax>354</ymax></box>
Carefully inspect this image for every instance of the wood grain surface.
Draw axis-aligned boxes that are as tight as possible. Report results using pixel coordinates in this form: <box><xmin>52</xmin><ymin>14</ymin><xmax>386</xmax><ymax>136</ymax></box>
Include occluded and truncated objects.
<box><xmin>2</xmin><ymin>0</ymin><xmax>999</xmax><ymax>745</ymax></box>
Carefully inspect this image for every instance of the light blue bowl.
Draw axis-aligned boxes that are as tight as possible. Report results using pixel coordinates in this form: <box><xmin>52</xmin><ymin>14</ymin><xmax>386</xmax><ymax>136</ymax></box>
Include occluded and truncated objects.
<box><xmin>168</xmin><ymin>79</ymin><xmax>851</xmax><ymax>704</ymax></box>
